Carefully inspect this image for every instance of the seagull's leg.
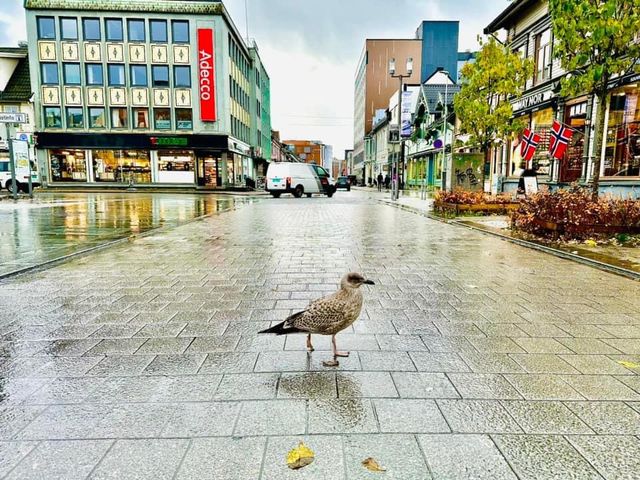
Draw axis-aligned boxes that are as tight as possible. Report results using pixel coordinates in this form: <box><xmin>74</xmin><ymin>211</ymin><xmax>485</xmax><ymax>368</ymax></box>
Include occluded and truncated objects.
<box><xmin>306</xmin><ymin>334</ymin><xmax>314</xmax><ymax>352</ymax></box>
<box><xmin>332</xmin><ymin>335</ymin><xmax>350</xmax><ymax>357</ymax></box>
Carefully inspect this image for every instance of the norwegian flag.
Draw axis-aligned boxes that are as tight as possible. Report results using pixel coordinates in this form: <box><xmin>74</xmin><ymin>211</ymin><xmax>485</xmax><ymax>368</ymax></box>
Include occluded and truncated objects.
<box><xmin>520</xmin><ymin>128</ymin><xmax>541</xmax><ymax>161</ymax></box>
<box><xmin>549</xmin><ymin>119</ymin><xmax>574</xmax><ymax>160</ymax></box>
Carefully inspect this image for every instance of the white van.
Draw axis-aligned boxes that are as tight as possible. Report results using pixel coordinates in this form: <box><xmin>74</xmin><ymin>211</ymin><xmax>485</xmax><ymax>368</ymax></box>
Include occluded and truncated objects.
<box><xmin>0</xmin><ymin>156</ymin><xmax>40</xmax><ymax>192</ymax></box>
<box><xmin>266</xmin><ymin>162</ymin><xmax>335</xmax><ymax>198</ymax></box>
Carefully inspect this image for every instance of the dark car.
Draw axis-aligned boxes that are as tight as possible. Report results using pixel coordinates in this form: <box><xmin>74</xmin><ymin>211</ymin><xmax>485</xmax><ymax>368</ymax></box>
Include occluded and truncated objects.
<box><xmin>336</xmin><ymin>176</ymin><xmax>351</xmax><ymax>191</ymax></box>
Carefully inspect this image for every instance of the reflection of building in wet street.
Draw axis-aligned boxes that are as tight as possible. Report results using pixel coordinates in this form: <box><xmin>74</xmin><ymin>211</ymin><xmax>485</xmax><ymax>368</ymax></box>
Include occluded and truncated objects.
<box><xmin>24</xmin><ymin>0</ymin><xmax>271</xmax><ymax>190</ymax></box>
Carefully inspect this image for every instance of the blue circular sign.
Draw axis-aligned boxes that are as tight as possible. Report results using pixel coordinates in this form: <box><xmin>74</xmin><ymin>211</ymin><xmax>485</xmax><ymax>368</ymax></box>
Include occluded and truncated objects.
<box><xmin>19</xmin><ymin>133</ymin><xmax>28</xmax><ymax>142</ymax></box>
<box><xmin>433</xmin><ymin>139</ymin><xmax>443</xmax><ymax>149</ymax></box>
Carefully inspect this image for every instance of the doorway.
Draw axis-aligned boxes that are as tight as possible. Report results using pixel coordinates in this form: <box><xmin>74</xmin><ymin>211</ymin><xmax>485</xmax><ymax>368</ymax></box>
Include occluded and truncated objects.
<box><xmin>197</xmin><ymin>154</ymin><xmax>221</xmax><ymax>187</ymax></box>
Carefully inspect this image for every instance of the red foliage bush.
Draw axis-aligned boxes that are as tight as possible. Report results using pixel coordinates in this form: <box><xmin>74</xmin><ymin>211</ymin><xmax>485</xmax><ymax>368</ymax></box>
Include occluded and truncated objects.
<box><xmin>435</xmin><ymin>189</ymin><xmax>514</xmax><ymax>205</ymax></box>
<box><xmin>511</xmin><ymin>186</ymin><xmax>640</xmax><ymax>240</ymax></box>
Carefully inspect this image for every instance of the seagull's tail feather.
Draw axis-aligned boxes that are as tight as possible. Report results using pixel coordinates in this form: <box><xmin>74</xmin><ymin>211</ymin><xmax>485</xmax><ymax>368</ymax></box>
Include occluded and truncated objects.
<box><xmin>258</xmin><ymin>320</ymin><xmax>305</xmax><ymax>335</ymax></box>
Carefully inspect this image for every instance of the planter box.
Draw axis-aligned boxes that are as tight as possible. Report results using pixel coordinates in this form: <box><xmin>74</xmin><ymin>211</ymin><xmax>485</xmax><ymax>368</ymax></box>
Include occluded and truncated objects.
<box><xmin>530</xmin><ymin>217</ymin><xmax>640</xmax><ymax>235</ymax></box>
<box><xmin>435</xmin><ymin>201</ymin><xmax>519</xmax><ymax>216</ymax></box>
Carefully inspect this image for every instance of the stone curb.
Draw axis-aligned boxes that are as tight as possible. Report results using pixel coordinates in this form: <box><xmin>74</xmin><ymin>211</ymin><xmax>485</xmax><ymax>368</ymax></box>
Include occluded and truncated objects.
<box><xmin>378</xmin><ymin>199</ymin><xmax>640</xmax><ymax>282</ymax></box>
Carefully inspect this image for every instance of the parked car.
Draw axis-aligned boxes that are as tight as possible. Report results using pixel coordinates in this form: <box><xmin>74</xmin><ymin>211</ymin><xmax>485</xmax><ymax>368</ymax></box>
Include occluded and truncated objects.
<box><xmin>0</xmin><ymin>157</ymin><xmax>40</xmax><ymax>192</ymax></box>
<box><xmin>266</xmin><ymin>162</ymin><xmax>335</xmax><ymax>198</ymax></box>
<box><xmin>336</xmin><ymin>176</ymin><xmax>351</xmax><ymax>191</ymax></box>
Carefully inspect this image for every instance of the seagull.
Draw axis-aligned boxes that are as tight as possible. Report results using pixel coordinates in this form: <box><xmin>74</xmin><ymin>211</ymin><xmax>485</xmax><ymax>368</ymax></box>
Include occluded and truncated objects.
<box><xmin>259</xmin><ymin>272</ymin><xmax>375</xmax><ymax>366</ymax></box>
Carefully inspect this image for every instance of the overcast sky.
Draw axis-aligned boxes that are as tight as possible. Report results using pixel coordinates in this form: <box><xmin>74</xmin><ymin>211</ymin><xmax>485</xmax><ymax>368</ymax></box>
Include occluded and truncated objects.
<box><xmin>0</xmin><ymin>0</ymin><xmax>508</xmax><ymax>157</ymax></box>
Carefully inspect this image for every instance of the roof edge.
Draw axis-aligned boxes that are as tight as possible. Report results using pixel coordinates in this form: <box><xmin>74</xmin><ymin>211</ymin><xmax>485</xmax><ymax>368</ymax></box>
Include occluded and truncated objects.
<box><xmin>484</xmin><ymin>0</ymin><xmax>538</xmax><ymax>34</ymax></box>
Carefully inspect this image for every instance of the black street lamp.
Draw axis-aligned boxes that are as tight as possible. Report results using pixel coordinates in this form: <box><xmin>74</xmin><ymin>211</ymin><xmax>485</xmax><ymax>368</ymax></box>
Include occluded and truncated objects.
<box><xmin>389</xmin><ymin>57</ymin><xmax>413</xmax><ymax>201</ymax></box>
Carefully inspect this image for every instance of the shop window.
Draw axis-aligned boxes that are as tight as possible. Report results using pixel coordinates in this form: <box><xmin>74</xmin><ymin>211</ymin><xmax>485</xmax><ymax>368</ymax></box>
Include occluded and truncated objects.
<box><xmin>41</xmin><ymin>63</ymin><xmax>59</xmax><ymax>85</ymax></box>
<box><xmin>93</xmin><ymin>149</ymin><xmax>151</xmax><ymax>183</ymax></box>
<box><xmin>172</xmin><ymin>20</ymin><xmax>189</xmax><ymax>43</ymax></box>
<box><xmin>37</xmin><ymin>17</ymin><xmax>55</xmax><ymax>39</ymax></box>
<box><xmin>603</xmin><ymin>88</ymin><xmax>640</xmax><ymax>177</ymax></box>
<box><xmin>158</xmin><ymin>150</ymin><xmax>195</xmax><ymax>183</ymax></box>
<box><xmin>150</xmin><ymin>20</ymin><xmax>168</xmax><ymax>43</ymax></box>
<box><xmin>176</xmin><ymin>109</ymin><xmax>192</xmax><ymax>130</ymax></box>
<box><xmin>108</xmin><ymin>64</ymin><xmax>125</xmax><ymax>86</ymax></box>
<box><xmin>154</xmin><ymin>108</ymin><xmax>171</xmax><ymax>129</ymax></box>
<box><xmin>63</xmin><ymin>63</ymin><xmax>81</xmax><ymax>85</ymax></box>
<box><xmin>174</xmin><ymin>66</ymin><xmax>191</xmax><ymax>87</ymax></box>
<box><xmin>534</xmin><ymin>29</ymin><xmax>552</xmax><ymax>84</ymax></box>
<box><xmin>127</xmin><ymin>19</ymin><xmax>145</xmax><ymax>42</ymax></box>
<box><xmin>60</xmin><ymin>18</ymin><xmax>78</xmax><ymax>40</ymax></box>
<box><xmin>130</xmin><ymin>65</ymin><xmax>147</xmax><ymax>87</ymax></box>
<box><xmin>152</xmin><ymin>65</ymin><xmax>169</xmax><ymax>87</ymax></box>
<box><xmin>66</xmin><ymin>107</ymin><xmax>84</xmax><ymax>128</ymax></box>
<box><xmin>105</xmin><ymin>18</ymin><xmax>123</xmax><ymax>41</ymax></box>
<box><xmin>43</xmin><ymin>107</ymin><xmax>62</xmax><ymax>128</ymax></box>
<box><xmin>89</xmin><ymin>107</ymin><xmax>105</xmax><ymax>128</ymax></box>
<box><xmin>111</xmin><ymin>108</ymin><xmax>128</xmax><ymax>128</ymax></box>
<box><xmin>49</xmin><ymin>149</ymin><xmax>87</xmax><ymax>181</ymax></box>
<box><xmin>83</xmin><ymin>18</ymin><xmax>100</xmax><ymax>41</ymax></box>
<box><xmin>86</xmin><ymin>63</ymin><xmax>103</xmax><ymax>85</ymax></box>
<box><xmin>133</xmin><ymin>108</ymin><xmax>149</xmax><ymax>129</ymax></box>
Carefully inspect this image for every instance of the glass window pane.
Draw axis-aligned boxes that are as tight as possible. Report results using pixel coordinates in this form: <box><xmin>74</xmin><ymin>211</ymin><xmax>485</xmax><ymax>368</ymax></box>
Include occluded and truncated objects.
<box><xmin>89</xmin><ymin>107</ymin><xmax>105</xmax><ymax>128</ymax></box>
<box><xmin>86</xmin><ymin>64</ymin><xmax>103</xmax><ymax>85</ymax></box>
<box><xmin>43</xmin><ymin>107</ymin><xmax>62</xmax><ymax>128</ymax></box>
<box><xmin>105</xmin><ymin>19</ymin><xmax>123</xmax><ymax>41</ymax></box>
<box><xmin>152</xmin><ymin>65</ymin><xmax>169</xmax><ymax>87</ymax></box>
<box><xmin>83</xmin><ymin>18</ymin><xmax>100</xmax><ymax>40</ymax></box>
<box><xmin>127</xmin><ymin>19</ymin><xmax>145</xmax><ymax>42</ymax></box>
<box><xmin>111</xmin><ymin>108</ymin><xmax>128</xmax><ymax>128</ymax></box>
<box><xmin>66</xmin><ymin>107</ymin><xmax>83</xmax><ymax>128</ymax></box>
<box><xmin>63</xmin><ymin>63</ymin><xmax>81</xmax><ymax>85</ymax></box>
<box><xmin>176</xmin><ymin>109</ymin><xmax>192</xmax><ymax>130</ymax></box>
<box><xmin>49</xmin><ymin>149</ymin><xmax>87</xmax><ymax>182</ymax></box>
<box><xmin>174</xmin><ymin>66</ymin><xmax>190</xmax><ymax>87</ymax></box>
<box><xmin>133</xmin><ymin>108</ymin><xmax>149</xmax><ymax>129</ymax></box>
<box><xmin>60</xmin><ymin>18</ymin><xmax>77</xmax><ymax>40</ymax></box>
<box><xmin>172</xmin><ymin>20</ymin><xmax>189</xmax><ymax>43</ymax></box>
<box><xmin>150</xmin><ymin>20</ymin><xmax>167</xmax><ymax>42</ymax></box>
<box><xmin>108</xmin><ymin>64</ymin><xmax>125</xmax><ymax>86</ymax></box>
<box><xmin>130</xmin><ymin>65</ymin><xmax>148</xmax><ymax>86</ymax></box>
<box><xmin>37</xmin><ymin>17</ymin><xmax>55</xmax><ymax>39</ymax></box>
<box><xmin>41</xmin><ymin>63</ymin><xmax>59</xmax><ymax>84</ymax></box>
<box><xmin>154</xmin><ymin>108</ymin><xmax>171</xmax><ymax>129</ymax></box>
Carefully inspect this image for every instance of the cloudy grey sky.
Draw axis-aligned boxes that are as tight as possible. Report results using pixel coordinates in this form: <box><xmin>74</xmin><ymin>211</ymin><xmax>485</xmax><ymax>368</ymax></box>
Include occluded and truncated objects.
<box><xmin>0</xmin><ymin>0</ymin><xmax>508</xmax><ymax>156</ymax></box>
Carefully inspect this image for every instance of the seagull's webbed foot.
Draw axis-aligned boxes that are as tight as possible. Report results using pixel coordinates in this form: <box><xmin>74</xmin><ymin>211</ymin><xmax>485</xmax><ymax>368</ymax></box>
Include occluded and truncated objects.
<box><xmin>334</xmin><ymin>351</ymin><xmax>350</xmax><ymax>357</ymax></box>
<box><xmin>306</xmin><ymin>334</ymin><xmax>314</xmax><ymax>352</ymax></box>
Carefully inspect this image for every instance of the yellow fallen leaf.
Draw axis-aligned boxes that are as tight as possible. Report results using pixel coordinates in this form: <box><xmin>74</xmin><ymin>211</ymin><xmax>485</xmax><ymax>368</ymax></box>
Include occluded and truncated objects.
<box><xmin>617</xmin><ymin>360</ymin><xmax>640</xmax><ymax>369</ymax></box>
<box><xmin>287</xmin><ymin>442</ymin><xmax>314</xmax><ymax>470</ymax></box>
<box><xmin>362</xmin><ymin>457</ymin><xmax>386</xmax><ymax>472</ymax></box>
<box><xmin>584</xmin><ymin>239</ymin><xmax>597</xmax><ymax>247</ymax></box>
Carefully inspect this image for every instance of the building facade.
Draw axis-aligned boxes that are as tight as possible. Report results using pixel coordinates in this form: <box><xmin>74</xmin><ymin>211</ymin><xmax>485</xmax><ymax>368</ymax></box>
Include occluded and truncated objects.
<box><xmin>415</xmin><ymin>21</ymin><xmax>459</xmax><ymax>83</ymax></box>
<box><xmin>283</xmin><ymin>139</ymin><xmax>329</xmax><ymax>166</ymax></box>
<box><xmin>485</xmin><ymin>0</ymin><xmax>640</xmax><ymax>197</ymax></box>
<box><xmin>24</xmin><ymin>0</ymin><xmax>270</xmax><ymax>189</ymax></box>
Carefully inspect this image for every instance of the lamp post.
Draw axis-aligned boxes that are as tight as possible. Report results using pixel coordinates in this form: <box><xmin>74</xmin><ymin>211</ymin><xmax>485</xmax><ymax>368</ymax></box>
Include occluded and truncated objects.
<box><xmin>440</xmin><ymin>70</ymin><xmax>450</xmax><ymax>191</ymax></box>
<box><xmin>389</xmin><ymin>57</ymin><xmax>413</xmax><ymax>201</ymax></box>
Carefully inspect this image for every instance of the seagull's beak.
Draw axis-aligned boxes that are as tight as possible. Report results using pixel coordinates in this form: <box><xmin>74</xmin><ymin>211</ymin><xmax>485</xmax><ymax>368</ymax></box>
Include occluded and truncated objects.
<box><xmin>363</xmin><ymin>279</ymin><xmax>375</xmax><ymax>285</ymax></box>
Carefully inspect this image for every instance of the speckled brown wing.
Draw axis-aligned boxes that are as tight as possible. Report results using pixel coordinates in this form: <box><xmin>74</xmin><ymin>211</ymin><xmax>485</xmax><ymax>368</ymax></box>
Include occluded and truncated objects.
<box><xmin>285</xmin><ymin>291</ymin><xmax>363</xmax><ymax>335</ymax></box>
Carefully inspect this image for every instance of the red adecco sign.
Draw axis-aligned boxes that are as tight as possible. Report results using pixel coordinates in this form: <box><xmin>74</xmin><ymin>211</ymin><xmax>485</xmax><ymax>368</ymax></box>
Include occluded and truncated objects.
<box><xmin>198</xmin><ymin>28</ymin><xmax>216</xmax><ymax>121</ymax></box>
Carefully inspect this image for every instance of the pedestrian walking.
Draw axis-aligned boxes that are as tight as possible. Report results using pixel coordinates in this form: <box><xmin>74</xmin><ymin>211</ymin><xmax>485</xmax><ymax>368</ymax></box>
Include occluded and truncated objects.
<box><xmin>384</xmin><ymin>174</ymin><xmax>390</xmax><ymax>190</ymax></box>
<box><xmin>377</xmin><ymin>173</ymin><xmax>383</xmax><ymax>192</ymax></box>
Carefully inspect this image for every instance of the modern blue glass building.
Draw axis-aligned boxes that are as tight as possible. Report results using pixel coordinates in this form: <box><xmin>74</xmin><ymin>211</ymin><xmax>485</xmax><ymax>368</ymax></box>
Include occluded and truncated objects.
<box><xmin>415</xmin><ymin>21</ymin><xmax>459</xmax><ymax>83</ymax></box>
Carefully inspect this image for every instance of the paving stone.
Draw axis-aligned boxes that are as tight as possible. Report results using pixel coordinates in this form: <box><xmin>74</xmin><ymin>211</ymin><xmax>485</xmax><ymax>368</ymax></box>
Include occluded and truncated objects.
<box><xmin>342</xmin><ymin>434</ymin><xmax>430</xmax><ymax>479</ymax></box>
<box><xmin>278</xmin><ymin>372</ymin><xmax>337</xmax><ymax>399</ymax></box>
<box><xmin>501</xmin><ymin>400</ymin><xmax>593</xmax><ymax>434</ymax></box>
<box><xmin>504</xmin><ymin>374</ymin><xmax>584</xmax><ymax>400</ymax></box>
<box><xmin>469</xmin><ymin>337</ymin><xmax>526</xmax><ymax>354</ymax></box>
<box><xmin>85</xmin><ymin>338</ymin><xmax>147</xmax><ymax>355</ymax></box>
<box><xmin>24</xmin><ymin>377</ymin><xmax>104</xmax><ymax>404</ymax></box>
<box><xmin>358</xmin><ymin>351</ymin><xmax>416</xmax><ymax>371</ymax></box>
<box><xmin>374</xmin><ymin>398</ymin><xmax>449</xmax><ymax>433</ymax></box>
<box><xmin>0</xmin><ymin>441</ymin><xmax>38</xmax><ymax>477</ymax></box>
<box><xmin>134</xmin><ymin>337</ymin><xmax>194</xmax><ymax>355</ymax></box>
<box><xmin>142</xmin><ymin>354</ymin><xmax>206</xmax><ymax>375</ymax></box>
<box><xmin>261</xmin><ymin>435</ymin><xmax>344</xmax><ymax>480</ymax></box>
<box><xmin>392</xmin><ymin>372</ymin><xmax>460</xmax><ymax>399</ymax></box>
<box><xmin>566</xmin><ymin>401</ymin><xmax>640</xmax><ymax>434</ymax></box>
<box><xmin>0</xmin><ymin>405</ymin><xmax>46</xmax><ymax>439</ymax></box>
<box><xmin>437</xmin><ymin>399</ymin><xmax>522</xmax><ymax>433</ymax></box>
<box><xmin>420</xmin><ymin>335</ymin><xmax>477</xmax><ymax>353</ymax></box>
<box><xmin>186</xmin><ymin>335</ymin><xmax>239</xmax><ymax>353</ymax></box>
<box><xmin>254</xmin><ymin>351</ymin><xmax>313</xmax><ymax>372</ymax></box>
<box><xmin>567</xmin><ymin>435</ymin><xmax>640</xmax><ymax>480</ymax></box>
<box><xmin>86</xmin><ymin>355</ymin><xmax>155</xmax><ymax>376</ymax></box>
<box><xmin>409</xmin><ymin>352</ymin><xmax>471</xmax><ymax>372</ymax></box>
<box><xmin>374</xmin><ymin>334</ymin><xmax>427</xmax><ymax>351</ymax></box>
<box><xmin>161</xmin><ymin>401</ymin><xmax>240</xmax><ymax>437</ymax></box>
<box><xmin>459</xmin><ymin>352</ymin><xmax>525</xmax><ymax>374</ymax></box>
<box><xmin>419</xmin><ymin>434</ymin><xmax>517</xmax><ymax>479</ymax></box>
<box><xmin>448</xmin><ymin>373</ymin><xmax>522</xmax><ymax>400</ymax></box>
<box><xmin>308</xmin><ymin>399</ymin><xmax>378</xmax><ymax>434</ymax></box>
<box><xmin>510</xmin><ymin>354</ymin><xmax>580</xmax><ymax>374</ymax></box>
<box><xmin>198</xmin><ymin>352</ymin><xmax>258</xmax><ymax>373</ymax></box>
<box><xmin>561</xmin><ymin>375</ymin><xmax>640</xmax><ymax>401</ymax></box>
<box><xmin>493</xmin><ymin>435</ymin><xmax>602</xmax><ymax>480</ymax></box>
<box><xmin>214</xmin><ymin>373</ymin><xmax>279</xmax><ymax>400</ymax></box>
<box><xmin>513</xmin><ymin>338</ymin><xmax>573</xmax><ymax>354</ymax></box>
<box><xmin>2</xmin><ymin>440</ymin><xmax>110</xmax><ymax>479</ymax></box>
<box><xmin>558</xmin><ymin>338</ymin><xmax>623</xmax><ymax>354</ymax></box>
<box><xmin>176</xmin><ymin>437</ymin><xmax>265</xmax><ymax>480</ymax></box>
<box><xmin>88</xmin><ymin>439</ymin><xmax>189</xmax><ymax>480</ymax></box>
<box><xmin>560</xmin><ymin>354</ymin><xmax>633</xmax><ymax>375</ymax></box>
<box><xmin>602</xmin><ymin>339</ymin><xmax>640</xmax><ymax>354</ymax></box>
<box><xmin>234</xmin><ymin>399</ymin><xmax>306</xmax><ymax>436</ymax></box>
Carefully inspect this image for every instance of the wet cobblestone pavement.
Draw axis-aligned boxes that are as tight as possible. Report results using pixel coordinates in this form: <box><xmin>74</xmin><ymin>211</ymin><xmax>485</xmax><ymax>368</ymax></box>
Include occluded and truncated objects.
<box><xmin>1</xmin><ymin>190</ymin><xmax>639</xmax><ymax>479</ymax></box>
<box><xmin>0</xmin><ymin>192</ymin><xmax>249</xmax><ymax>277</ymax></box>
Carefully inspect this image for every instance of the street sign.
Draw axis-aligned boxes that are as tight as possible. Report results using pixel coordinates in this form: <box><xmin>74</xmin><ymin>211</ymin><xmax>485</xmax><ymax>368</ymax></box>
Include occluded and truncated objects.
<box><xmin>0</xmin><ymin>112</ymin><xmax>27</xmax><ymax>123</ymax></box>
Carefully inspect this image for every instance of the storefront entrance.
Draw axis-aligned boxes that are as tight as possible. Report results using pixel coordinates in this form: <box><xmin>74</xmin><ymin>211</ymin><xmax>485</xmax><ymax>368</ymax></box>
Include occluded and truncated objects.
<box><xmin>197</xmin><ymin>154</ymin><xmax>222</xmax><ymax>187</ymax></box>
<box><xmin>560</xmin><ymin>101</ymin><xmax>587</xmax><ymax>182</ymax></box>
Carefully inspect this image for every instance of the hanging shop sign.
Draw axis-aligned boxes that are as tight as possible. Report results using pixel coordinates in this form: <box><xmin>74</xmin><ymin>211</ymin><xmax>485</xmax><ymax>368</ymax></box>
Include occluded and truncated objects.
<box><xmin>198</xmin><ymin>28</ymin><xmax>217</xmax><ymax>122</ymax></box>
<box><xmin>512</xmin><ymin>88</ymin><xmax>555</xmax><ymax>114</ymax></box>
<box><xmin>400</xmin><ymin>90</ymin><xmax>413</xmax><ymax>138</ymax></box>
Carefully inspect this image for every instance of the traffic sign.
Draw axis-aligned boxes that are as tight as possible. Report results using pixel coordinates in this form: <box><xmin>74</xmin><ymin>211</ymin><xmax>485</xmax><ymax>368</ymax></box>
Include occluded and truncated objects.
<box><xmin>0</xmin><ymin>113</ymin><xmax>27</xmax><ymax>123</ymax></box>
